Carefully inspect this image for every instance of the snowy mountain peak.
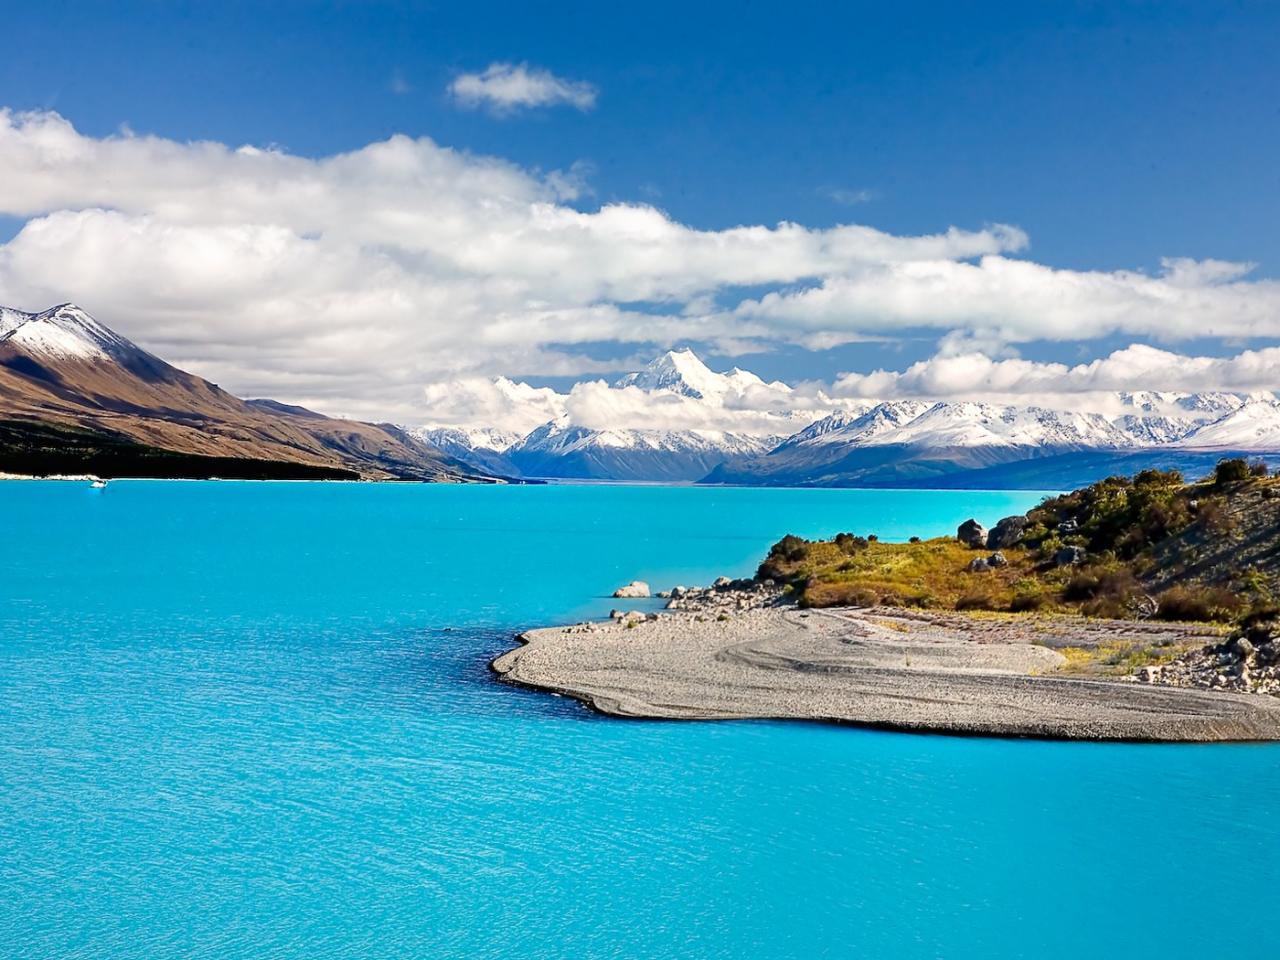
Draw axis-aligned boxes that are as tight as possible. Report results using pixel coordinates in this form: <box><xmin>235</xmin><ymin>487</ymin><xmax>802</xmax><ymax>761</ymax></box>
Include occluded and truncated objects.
<box><xmin>0</xmin><ymin>303</ymin><xmax>141</xmax><ymax>363</ymax></box>
<box><xmin>413</xmin><ymin>425</ymin><xmax>522</xmax><ymax>453</ymax></box>
<box><xmin>615</xmin><ymin>348</ymin><xmax>723</xmax><ymax>398</ymax></box>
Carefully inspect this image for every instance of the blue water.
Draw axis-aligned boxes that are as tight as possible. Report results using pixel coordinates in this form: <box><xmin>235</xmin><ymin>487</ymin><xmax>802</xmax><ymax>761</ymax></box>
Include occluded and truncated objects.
<box><xmin>2</xmin><ymin>482</ymin><xmax>1277</xmax><ymax>959</ymax></box>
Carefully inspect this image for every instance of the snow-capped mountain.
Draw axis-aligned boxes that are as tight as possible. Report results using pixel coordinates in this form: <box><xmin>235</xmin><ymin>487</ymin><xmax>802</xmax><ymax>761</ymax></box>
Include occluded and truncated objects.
<box><xmin>414</xmin><ymin>349</ymin><xmax>819</xmax><ymax>481</ymax></box>
<box><xmin>411</xmin><ymin>427</ymin><xmax>525</xmax><ymax>477</ymax></box>
<box><xmin>707</xmin><ymin>394</ymin><xmax>1280</xmax><ymax>487</ymax></box>
<box><xmin>412</xmin><ymin>346</ymin><xmax>1280</xmax><ymax>486</ymax></box>
<box><xmin>0</xmin><ymin>302</ymin><xmax>474</xmax><ymax>480</ymax></box>
<box><xmin>505</xmin><ymin>417</ymin><xmax>778</xmax><ymax>481</ymax></box>
<box><xmin>1183</xmin><ymin>399</ymin><xmax>1280</xmax><ymax>449</ymax></box>
<box><xmin>0</xmin><ymin>303</ymin><xmax>144</xmax><ymax>363</ymax></box>
<box><xmin>614</xmin><ymin>347</ymin><xmax>782</xmax><ymax>400</ymax></box>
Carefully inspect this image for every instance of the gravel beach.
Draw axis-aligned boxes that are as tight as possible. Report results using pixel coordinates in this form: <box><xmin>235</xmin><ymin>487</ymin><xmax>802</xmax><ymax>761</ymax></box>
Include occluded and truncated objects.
<box><xmin>493</xmin><ymin>607</ymin><xmax>1280</xmax><ymax>741</ymax></box>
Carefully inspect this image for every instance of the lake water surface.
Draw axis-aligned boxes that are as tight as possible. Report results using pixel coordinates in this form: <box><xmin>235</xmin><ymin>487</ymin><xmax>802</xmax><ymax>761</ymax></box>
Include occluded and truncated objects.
<box><xmin>2</xmin><ymin>481</ymin><xmax>1277</xmax><ymax>959</ymax></box>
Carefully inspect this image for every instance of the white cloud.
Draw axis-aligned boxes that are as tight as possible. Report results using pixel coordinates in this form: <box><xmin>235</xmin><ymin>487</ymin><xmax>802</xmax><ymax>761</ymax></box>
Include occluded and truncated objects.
<box><xmin>730</xmin><ymin>254</ymin><xmax>1280</xmax><ymax>346</ymax></box>
<box><xmin>832</xmin><ymin>343</ymin><xmax>1280</xmax><ymax>405</ymax></box>
<box><xmin>821</xmin><ymin>186</ymin><xmax>874</xmax><ymax>205</ymax></box>
<box><xmin>448</xmin><ymin>62</ymin><xmax>597</xmax><ymax>114</ymax></box>
<box><xmin>421</xmin><ymin>376</ymin><xmax>568</xmax><ymax>436</ymax></box>
<box><xmin>420</xmin><ymin>343</ymin><xmax>1280</xmax><ymax>438</ymax></box>
<box><xmin>0</xmin><ymin>108</ymin><xmax>1278</xmax><ymax>425</ymax></box>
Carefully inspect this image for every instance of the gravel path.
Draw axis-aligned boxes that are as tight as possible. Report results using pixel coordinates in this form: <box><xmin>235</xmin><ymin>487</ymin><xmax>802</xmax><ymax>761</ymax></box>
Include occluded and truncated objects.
<box><xmin>492</xmin><ymin>608</ymin><xmax>1280</xmax><ymax>741</ymax></box>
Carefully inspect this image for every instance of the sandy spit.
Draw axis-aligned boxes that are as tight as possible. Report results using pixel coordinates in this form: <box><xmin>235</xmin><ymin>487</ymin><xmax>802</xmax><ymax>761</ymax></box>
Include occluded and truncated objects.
<box><xmin>493</xmin><ymin>607</ymin><xmax>1280</xmax><ymax>742</ymax></box>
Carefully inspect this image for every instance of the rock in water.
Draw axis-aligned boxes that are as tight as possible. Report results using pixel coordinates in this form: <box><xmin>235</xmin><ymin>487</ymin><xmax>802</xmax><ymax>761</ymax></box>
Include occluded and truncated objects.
<box><xmin>612</xmin><ymin>580</ymin><xmax>651</xmax><ymax>598</ymax></box>
<box><xmin>956</xmin><ymin>519</ymin><xmax>988</xmax><ymax>548</ymax></box>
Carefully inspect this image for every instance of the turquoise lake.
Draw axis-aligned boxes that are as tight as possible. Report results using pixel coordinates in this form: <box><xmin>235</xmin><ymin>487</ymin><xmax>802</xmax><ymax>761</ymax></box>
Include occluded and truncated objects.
<box><xmin>2</xmin><ymin>480</ymin><xmax>1278</xmax><ymax>959</ymax></box>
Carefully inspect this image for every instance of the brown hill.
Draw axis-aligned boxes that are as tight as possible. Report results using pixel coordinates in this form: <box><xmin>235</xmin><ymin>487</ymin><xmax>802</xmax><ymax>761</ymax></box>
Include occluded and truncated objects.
<box><xmin>0</xmin><ymin>303</ymin><xmax>478</xmax><ymax>481</ymax></box>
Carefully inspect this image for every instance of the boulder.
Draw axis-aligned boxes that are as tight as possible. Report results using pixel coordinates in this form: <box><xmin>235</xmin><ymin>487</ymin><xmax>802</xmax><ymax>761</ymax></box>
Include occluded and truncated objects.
<box><xmin>1229</xmin><ymin>636</ymin><xmax>1256</xmax><ymax>660</ymax></box>
<box><xmin>1058</xmin><ymin>518</ymin><xmax>1079</xmax><ymax>534</ymax></box>
<box><xmin>612</xmin><ymin>580</ymin><xmax>651</xmax><ymax>599</ymax></box>
<box><xmin>712</xmin><ymin>576</ymin><xmax>732</xmax><ymax>589</ymax></box>
<box><xmin>967</xmin><ymin>557</ymin><xmax>991</xmax><ymax>573</ymax></box>
<box><xmin>1053</xmin><ymin>545</ymin><xmax>1087</xmax><ymax>567</ymax></box>
<box><xmin>987</xmin><ymin>551</ymin><xmax>1008</xmax><ymax>568</ymax></box>
<box><xmin>956</xmin><ymin>519</ymin><xmax>988</xmax><ymax>548</ymax></box>
<box><xmin>986</xmin><ymin>515</ymin><xmax>1029</xmax><ymax>549</ymax></box>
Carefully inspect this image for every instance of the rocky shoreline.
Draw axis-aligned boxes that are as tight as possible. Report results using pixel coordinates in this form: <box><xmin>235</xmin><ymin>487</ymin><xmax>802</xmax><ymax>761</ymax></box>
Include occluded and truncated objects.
<box><xmin>494</xmin><ymin>581</ymin><xmax>1280</xmax><ymax>742</ymax></box>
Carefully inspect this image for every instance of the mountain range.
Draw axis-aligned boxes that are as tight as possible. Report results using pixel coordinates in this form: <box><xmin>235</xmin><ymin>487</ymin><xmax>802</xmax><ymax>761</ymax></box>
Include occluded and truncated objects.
<box><xmin>0</xmin><ymin>304</ymin><xmax>477</xmax><ymax>480</ymax></box>
<box><xmin>418</xmin><ymin>350</ymin><xmax>1280</xmax><ymax>487</ymax></box>
<box><xmin>4</xmin><ymin>302</ymin><xmax>1278</xmax><ymax>486</ymax></box>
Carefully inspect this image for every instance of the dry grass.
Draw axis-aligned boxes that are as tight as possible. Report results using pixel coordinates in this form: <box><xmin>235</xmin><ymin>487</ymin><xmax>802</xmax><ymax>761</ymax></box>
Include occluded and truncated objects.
<box><xmin>779</xmin><ymin>537</ymin><xmax>1052</xmax><ymax>610</ymax></box>
<box><xmin>1054</xmin><ymin>639</ymin><xmax>1198</xmax><ymax>676</ymax></box>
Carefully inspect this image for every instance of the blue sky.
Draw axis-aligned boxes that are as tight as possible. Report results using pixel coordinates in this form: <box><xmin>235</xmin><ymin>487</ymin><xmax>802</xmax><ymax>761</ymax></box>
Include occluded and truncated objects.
<box><xmin>7</xmin><ymin>1</ymin><xmax>1277</xmax><ymax>272</ymax></box>
<box><xmin>1</xmin><ymin>0</ymin><xmax>1278</xmax><ymax>422</ymax></box>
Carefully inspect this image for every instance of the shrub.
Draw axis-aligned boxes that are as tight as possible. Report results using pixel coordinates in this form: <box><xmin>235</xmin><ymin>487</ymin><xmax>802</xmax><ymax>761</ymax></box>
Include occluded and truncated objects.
<box><xmin>833</xmin><ymin>532</ymin><xmax>869</xmax><ymax>554</ymax></box>
<box><xmin>1010</xmin><ymin>585</ymin><xmax>1048</xmax><ymax>612</ymax></box>
<box><xmin>1250</xmin><ymin>460</ymin><xmax>1270</xmax><ymax>478</ymax></box>
<box><xmin>1235</xmin><ymin>569</ymin><xmax>1273</xmax><ymax>602</ymax></box>
<box><xmin>1154</xmin><ymin>584</ymin><xmax>1245</xmax><ymax>623</ymax></box>
<box><xmin>770</xmin><ymin>534</ymin><xmax>809</xmax><ymax>561</ymax></box>
<box><xmin>846</xmin><ymin>587</ymin><xmax>879</xmax><ymax>608</ymax></box>
<box><xmin>1214</xmin><ymin>458</ymin><xmax>1251</xmax><ymax>486</ymax></box>
<box><xmin>1082</xmin><ymin>595</ymin><xmax>1136</xmax><ymax>619</ymax></box>
<box><xmin>1010</xmin><ymin>593</ymin><xmax>1046</xmax><ymax>612</ymax></box>
<box><xmin>1194</xmin><ymin>497</ymin><xmax>1233</xmax><ymax>534</ymax></box>
<box><xmin>955</xmin><ymin>591</ymin><xmax>998</xmax><ymax>611</ymax></box>
<box><xmin>758</xmin><ymin>534</ymin><xmax>810</xmax><ymax>580</ymax></box>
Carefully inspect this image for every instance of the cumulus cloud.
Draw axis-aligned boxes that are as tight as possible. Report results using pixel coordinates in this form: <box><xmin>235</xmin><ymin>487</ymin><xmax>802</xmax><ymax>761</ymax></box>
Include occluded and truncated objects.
<box><xmin>832</xmin><ymin>343</ymin><xmax>1280</xmax><ymax>406</ymax></box>
<box><xmin>730</xmin><ymin>255</ymin><xmax>1280</xmax><ymax>346</ymax></box>
<box><xmin>448</xmin><ymin>62</ymin><xmax>597</xmax><ymax>114</ymax></box>
<box><xmin>417</xmin><ymin>343</ymin><xmax>1280</xmax><ymax>438</ymax></box>
<box><xmin>421</xmin><ymin>377</ymin><xmax>568</xmax><ymax>436</ymax></box>
<box><xmin>0</xmin><ymin>107</ymin><xmax>1278</xmax><ymax>425</ymax></box>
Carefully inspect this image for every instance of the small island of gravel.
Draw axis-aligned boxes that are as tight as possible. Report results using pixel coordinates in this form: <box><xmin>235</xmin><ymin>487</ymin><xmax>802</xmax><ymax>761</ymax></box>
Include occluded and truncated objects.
<box><xmin>495</xmin><ymin>461</ymin><xmax>1280</xmax><ymax>741</ymax></box>
<box><xmin>494</xmin><ymin>605</ymin><xmax>1280</xmax><ymax>741</ymax></box>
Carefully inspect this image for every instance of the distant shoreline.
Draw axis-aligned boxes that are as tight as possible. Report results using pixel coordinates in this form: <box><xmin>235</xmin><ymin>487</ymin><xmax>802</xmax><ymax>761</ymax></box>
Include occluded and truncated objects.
<box><xmin>494</xmin><ymin>606</ymin><xmax>1280</xmax><ymax>742</ymax></box>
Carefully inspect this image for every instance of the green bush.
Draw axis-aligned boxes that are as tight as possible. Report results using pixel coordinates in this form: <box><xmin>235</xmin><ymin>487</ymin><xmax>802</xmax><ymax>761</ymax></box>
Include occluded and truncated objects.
<box><xmin>1214</xmin><ymin>458</ymin><xmax>1251</xmax><ymax>486</ymax></box>
<box><xmin>833</xmin><ymin>532</ymin><xmax>869</xmax><ymax>554</ymax></box>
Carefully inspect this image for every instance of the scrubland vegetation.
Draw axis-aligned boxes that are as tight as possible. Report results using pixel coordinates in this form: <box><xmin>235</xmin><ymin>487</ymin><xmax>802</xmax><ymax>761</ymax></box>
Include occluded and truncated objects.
<box><xmin>759</xmin><ymin>458</ymin><xmax>1280</xmax><ymax>627</ymax></box>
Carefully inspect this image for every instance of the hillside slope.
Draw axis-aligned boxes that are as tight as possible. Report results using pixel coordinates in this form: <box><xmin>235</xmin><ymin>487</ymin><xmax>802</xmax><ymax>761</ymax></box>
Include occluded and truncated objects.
<box><xmin>0</xmin><ymin>304</ymin><xmax>478</xmax><ymax>480</ymax></box>
<box><xmin>760</xmin><ymin>460</ymin><xmax>1280</xmax><ymax>622</ymax></box>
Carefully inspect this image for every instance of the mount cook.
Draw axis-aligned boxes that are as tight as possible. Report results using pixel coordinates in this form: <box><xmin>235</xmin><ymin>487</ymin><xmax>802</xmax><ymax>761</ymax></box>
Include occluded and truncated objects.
<box><xmin>415</xmin><ymin>350</ymin><xmax>1280</xmax><ymax>486</ymax></box>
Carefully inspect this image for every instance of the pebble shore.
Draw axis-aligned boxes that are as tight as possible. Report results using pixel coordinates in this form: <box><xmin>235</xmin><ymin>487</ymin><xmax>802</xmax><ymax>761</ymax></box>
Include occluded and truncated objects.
<box><xmin>494</xmin><ymin>599</ymin><xmax>1280</xmax><ymax>742</ymax></box>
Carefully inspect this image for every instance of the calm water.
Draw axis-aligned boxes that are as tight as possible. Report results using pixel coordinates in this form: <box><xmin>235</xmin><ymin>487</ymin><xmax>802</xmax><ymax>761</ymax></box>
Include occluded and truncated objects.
<box><xmin>2</xmin><ymin>481</ymin><xmax>1277</xmax><ymax>959</ymax></box>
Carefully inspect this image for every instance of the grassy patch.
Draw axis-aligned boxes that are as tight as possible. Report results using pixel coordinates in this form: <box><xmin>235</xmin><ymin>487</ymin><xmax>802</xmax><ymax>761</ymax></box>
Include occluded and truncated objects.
<box><xmin>758</xmin><ymin>463</ymin><xmax>1280</xmax><ymax>627</ymax></box>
